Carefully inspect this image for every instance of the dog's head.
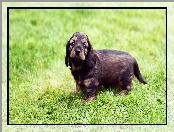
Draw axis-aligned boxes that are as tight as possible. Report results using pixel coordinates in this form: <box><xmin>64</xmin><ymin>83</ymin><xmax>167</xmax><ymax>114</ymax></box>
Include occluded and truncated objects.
<box><xmin>65</xmin><ymin>32</ymin><xmax>95</xmax><ymax>70</ymax></box>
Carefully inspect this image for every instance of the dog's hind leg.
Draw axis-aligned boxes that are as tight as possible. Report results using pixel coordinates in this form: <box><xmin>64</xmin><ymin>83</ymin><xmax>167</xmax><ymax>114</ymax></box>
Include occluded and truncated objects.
<box><xmin>119</xmin><ymin>85</ymin><xmax>131</xmax><ymax>95</ymax></box>
<box><xmin>118</xmin><ymin>72</ymin><xmax>133</xmax><ymax>95</ymax></box>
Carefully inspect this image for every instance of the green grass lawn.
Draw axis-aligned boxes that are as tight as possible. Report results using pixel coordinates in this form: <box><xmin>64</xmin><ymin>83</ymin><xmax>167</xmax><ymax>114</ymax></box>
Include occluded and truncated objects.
<box><xmin>9</xmin><ymin>8</ymin><xmax>166</xmax><ymax>124</ymax></box>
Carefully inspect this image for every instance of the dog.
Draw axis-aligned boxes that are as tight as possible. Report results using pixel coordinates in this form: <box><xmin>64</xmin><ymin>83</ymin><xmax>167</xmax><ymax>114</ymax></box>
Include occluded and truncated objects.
<box><xmin>65</xmin><ymin>32</ymin><xmax>147</xmax><ymax>102</ymax></box>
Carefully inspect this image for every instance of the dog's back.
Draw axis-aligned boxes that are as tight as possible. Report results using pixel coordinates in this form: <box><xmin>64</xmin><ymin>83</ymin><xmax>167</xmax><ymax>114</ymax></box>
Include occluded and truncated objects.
<box><xmin>94</xmin><ymin>50</ymin><xmax>147</xmax><ymax>86</ymax></box>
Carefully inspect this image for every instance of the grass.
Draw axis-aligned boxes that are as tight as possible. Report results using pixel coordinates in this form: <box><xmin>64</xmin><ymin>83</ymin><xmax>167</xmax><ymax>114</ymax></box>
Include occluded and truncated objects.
<box><xmin>9</xmin><ymin>8</ymin><xmax>166</xmax><ymax>124</ymax></box>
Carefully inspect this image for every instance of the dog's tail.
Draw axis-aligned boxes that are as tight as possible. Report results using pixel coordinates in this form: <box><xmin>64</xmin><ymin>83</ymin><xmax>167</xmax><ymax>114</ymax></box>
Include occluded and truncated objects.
<box><xmin>134</xmin><ymin>61</ymin><xmax>147</xmax><ymax>84</ymax></box>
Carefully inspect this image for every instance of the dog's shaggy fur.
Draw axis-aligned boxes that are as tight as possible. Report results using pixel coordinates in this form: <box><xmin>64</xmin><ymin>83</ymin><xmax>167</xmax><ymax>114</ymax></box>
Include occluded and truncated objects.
<box><xmin>65</xmin><ymin>32</ymin><xmax>147</xmax><ymax>102</ymax></box>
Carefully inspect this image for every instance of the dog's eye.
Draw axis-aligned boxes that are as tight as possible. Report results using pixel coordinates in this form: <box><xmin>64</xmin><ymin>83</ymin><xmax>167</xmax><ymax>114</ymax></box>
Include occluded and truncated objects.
<box><xmin>83</xmin><ymin>44</ymin><xmax>87</xmax><ymax>48</ymax></box>
<box><xmin>70</xmin><ymin>42</ymin><xmax>75</xmax><ymax>45</ymax></box>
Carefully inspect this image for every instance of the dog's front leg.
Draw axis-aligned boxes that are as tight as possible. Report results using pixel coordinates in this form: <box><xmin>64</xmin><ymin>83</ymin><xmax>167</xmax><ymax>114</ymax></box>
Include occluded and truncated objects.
<box><xmin>82</xmin><ymin>79</ymin><xmax>99</xmax><ymax>102</ymax></box>
<box><xmin>71</xmin><ymin>81</ymin><xmax>83</xmax><ymax>95</ymax></box>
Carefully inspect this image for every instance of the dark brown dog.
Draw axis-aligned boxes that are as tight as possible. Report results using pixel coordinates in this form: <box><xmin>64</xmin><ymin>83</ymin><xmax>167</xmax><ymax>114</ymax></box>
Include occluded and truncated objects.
<box><xmin>65</xmin><ymin>32</ymin><xmax>147</xmax><ymax>102</ymax></box>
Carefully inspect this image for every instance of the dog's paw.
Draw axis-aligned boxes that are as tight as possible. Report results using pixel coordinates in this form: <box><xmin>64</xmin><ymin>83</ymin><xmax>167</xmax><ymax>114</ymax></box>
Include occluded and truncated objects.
<box><xmin>71</xmin><ymin>89</ymin><xmax>79</xmax><ymax>95</ymax></box>
<box><xmin>82</xmin><ymin>96</ymin><xmax>96</xmax><ymax>103</ymax></box>
<box><xmin>118</xmin><ymin>90</ymin><xmax>129</xmax><ymax>96</ymax></box>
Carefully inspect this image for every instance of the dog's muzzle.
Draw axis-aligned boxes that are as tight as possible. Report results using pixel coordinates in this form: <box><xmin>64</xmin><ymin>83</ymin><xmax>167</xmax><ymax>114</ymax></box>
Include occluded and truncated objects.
<box><xmin>75</xmin><ymin>47</ymin><xmax>81</xmax><ymax>56</ymax></box>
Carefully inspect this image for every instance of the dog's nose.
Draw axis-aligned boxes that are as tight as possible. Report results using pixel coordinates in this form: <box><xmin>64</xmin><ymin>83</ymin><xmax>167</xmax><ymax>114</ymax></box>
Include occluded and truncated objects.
<box><xmin>75</xmin><ymin>48</ymin><xmax>81</xmax><ymax>55</ymax></box>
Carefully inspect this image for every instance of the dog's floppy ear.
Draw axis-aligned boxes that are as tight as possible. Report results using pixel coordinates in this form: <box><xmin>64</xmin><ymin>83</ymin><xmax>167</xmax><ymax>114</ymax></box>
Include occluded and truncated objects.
<box><xmin>65</xmin><ymin>40</ymin><xmax>70</xmax><ymax>67</ymax></box>
<box><xmin>85</xmin><ymin>43</ymin><xmax>96</xmax><ymax>69</ymax></box>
